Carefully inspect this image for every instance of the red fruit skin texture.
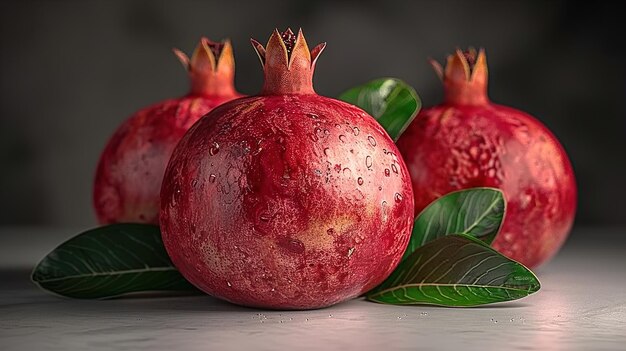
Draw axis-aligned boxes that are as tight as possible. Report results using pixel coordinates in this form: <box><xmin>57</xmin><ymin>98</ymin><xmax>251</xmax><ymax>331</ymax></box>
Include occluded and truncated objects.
<box><xmin>160</xmin><ymin>94</ymin><xmax>414</xmax><ymax>309</ymax></box>
<box><xmin>396</xmin><ymin>103</ymin><xmax>577</xmax><ymax>268</ymax></box>
<box><xmin>94</xmin><ymin>95</ymin><xmax>234</xmax><ymax>224</ymax></box>
<box><xmin>94</xmin><ymin>37</ymin><xmax>240</xmax><ymax>224</ymax></box>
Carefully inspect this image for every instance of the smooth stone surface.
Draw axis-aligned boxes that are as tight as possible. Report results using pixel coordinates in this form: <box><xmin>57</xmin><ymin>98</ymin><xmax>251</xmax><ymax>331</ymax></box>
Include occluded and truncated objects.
<box><xmin>1</xmin><ymin>227</ymin><xmax>625</xmax><ymax>350</ymax></box>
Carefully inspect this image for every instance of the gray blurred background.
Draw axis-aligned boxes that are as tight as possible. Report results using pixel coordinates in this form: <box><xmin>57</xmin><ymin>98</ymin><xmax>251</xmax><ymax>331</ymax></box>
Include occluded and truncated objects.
<box><xmin>1</xmin><ymin>0</ymin><xmax>624</xmax><ymax>229</ymax></box>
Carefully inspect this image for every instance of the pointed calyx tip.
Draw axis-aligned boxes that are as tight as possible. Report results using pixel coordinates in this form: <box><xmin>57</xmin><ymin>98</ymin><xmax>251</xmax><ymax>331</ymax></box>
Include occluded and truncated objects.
<box><xmin>174</xmin><ymin>37</ymin><xmax>234</xmax><ymax>73</ymax></box>
<box><xmin>433</xmin><ymin>47</ymin><xmax>487</xmax><ymax>83</ymax></box>
<box><xmin>251</xmin><ymin>28</ymin><xmax>325</xmax><ymax>68</ymax></box>
<box><xmin>173</xmin><ymin>37</ymin><xmax>237</xmax><ymax>97</ymax></box>
<box><xmin>433</xmin><ymin>47</ymin><xmax>489</xmax><ymax>105</ymax></box>
<box><xmin>251</xmin><ymin>28</ymin><xmax>326</xmax><ymax>95</ymax></box>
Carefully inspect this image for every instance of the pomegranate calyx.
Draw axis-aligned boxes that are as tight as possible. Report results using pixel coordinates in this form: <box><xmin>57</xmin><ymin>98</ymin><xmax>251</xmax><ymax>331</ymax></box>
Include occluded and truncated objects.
<box><xmin>173</xmin><ymin>38</ymin><xmax>237</xmax><ymax>97</ymax></box>
<box><xmin>251</xmin><ymin>28</ymin><xmax>326</xmax><ymax>95</ymax></box>
<box><xmin>431</xmin><ymin>47</ymin><xmax>489</xmax><ymax>106</ymax></box>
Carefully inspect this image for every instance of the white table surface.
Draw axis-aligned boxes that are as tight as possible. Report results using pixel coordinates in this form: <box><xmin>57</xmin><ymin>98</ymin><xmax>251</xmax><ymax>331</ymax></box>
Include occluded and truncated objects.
<box><xmin>1</xmin><ymin>227</ymin><xmax>625</xmax><ymax>350</ymax></box>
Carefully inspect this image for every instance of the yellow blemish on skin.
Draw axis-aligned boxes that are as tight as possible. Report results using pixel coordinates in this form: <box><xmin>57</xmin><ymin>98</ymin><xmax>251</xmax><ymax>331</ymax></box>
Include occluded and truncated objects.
<box><xmin>440</xmin><ymin>108</ymin><xmax>455</xmax><ymax>123</ymax></box>
<box><xmin>201</xmin><ymin>240</ymin><xmax>227</xmax><ymax>274</ymax></box>
<box><xmin>298</xmin><ymin>215</ymin><xmax>359</xmax><ymax>250</ymax></box>
<box><xmin>362</xmin><ymin>202</ymin><xmax>377</xmax><ymax>218</ymax></box>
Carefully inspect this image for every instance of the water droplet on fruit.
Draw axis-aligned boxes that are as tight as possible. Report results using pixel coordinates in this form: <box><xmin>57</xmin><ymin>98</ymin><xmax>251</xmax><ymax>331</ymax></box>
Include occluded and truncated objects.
<box><xmin>353</xmin><ymin>127</ymin><xmax>360</xmax><ymax>136</ymax></box>
<box><xmin>368</xmin><ymin>135</ymin><xmax>376</xmax><ymax>146</ymax></box>
<box><xmin>314</xmin><ymin>169</ymin><xmax>322</xmax><ymax>176</ymax></box>
<box><xmin>327</xmin><ymin>228</ymin><xmax>335</xmax><ymax>235</ymax></box>
<box><xmin>191</xmin><ymin>179</ymin><xmax>198</xmax><ymax>187</ymax></box>
<box><xmin>366</xmin><ymin>156</ymin><xmax>373</xmax><ymax>169</ymax></box>
<box><xmin>309</xmin><ymin>133</ymin><xmax>319</xmax><ymax>142</ymax></box>
<box><xmin>259</xmin><ymin>213</ymin><xmax>270</xmax><ymax>222</ymax></box>
<box><xmin>381</xmin><ymin>201</ymin><xmax>388</xmax><ymax>222</ymax></box>
<box><xmin>170</xmin><ymin>185</ymin><xmax>182</xmax><ymax>208</ymax></box>
<box><xmin>503</xmin><ymin>232</ymin><xmax>514</xmax><ymax>242</ymax></box>
<box><xmin>342</xmin><ymin>168</ymin><xmax>352</xmax><ymax>177</ymax></box>
<box><xmin>384</xmin><ymin>169</ymin><xmax>390</xmax><ymax>177</ymax></box>
<box><xmin>280</xmin><ymin>237</ymin><xmax>305</xmax><ymax>254</ymax></box>
<box><xmin>315</xmin><ymin>127</ymin><xmax>324</xmax><ymax>139</ymax></box>
<box><xmin>357</xmin><ymin>177</ymin><xmax>364</xmax><ymax>185</ymax></box>
<box><xmin>355</xmin><ymin>189</ymin><xmax>365</xmax><ymax>200</ymax></box>
<box><xmin>209</xmin><ymin>142</ymin><xmax>220</xmax><ymax>155</ymax></box>
<box><xmin>240</xmin><ymin>140</ymin><xmax>251</xmax><ymax>154</ymax></box>
<box><xmin>307</xmin><ymin>113</ymin><xmax>319</xmax><ymax>119</ymax></box>
<box><xmin>391</xmin><ymin>164</ymin><xmax>398</xmax><ymax>174</ymax></box>
<box><xmin>339</xmin><ymin>135</ymin><xmax>347</xmax><ymax>142</ymax></box>
<box><xmin>271</xmin><ymin>288</ymin><xmax>276</xmax><ymax>292</ymax></box>
<box><xmin>378</xmin><ymin>186</ymin><xmax>382</xmax><ymax>191</ymax></box>
<box><xmin>227</xmin><ymin>281</ymin><xmax>232</xmax><ymax>287</ymax></box>
<box><xmin>394</xmin><ymin>193</ymin><xmax>403</xmax><ymax>203</ymax></box>
<box><xmin>323</xmin><ymin>148</ymin><xmax>330</xmax><ymax>156</ymax></box>
<box><xmin>209</xmin><ymin>174</ymin><xmax>216</xmax><ymax>183</ymax></box>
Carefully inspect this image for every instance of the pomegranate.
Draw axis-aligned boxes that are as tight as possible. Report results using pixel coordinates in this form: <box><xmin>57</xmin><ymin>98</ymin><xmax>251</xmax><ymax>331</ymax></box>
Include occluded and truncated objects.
<box><xmin>396</xmin><ymin>49</ymin><xmax>576</xmax><ymax>268</ymax></box>
<box><xmin>160</xmin><ymin>29</ymin><xmax>414</xmax><ymax>309</ymax></box>
<box><xmin>94</xmin><ymin>38</ymin><xmax>241</xmax><ymax>224</ymax></box>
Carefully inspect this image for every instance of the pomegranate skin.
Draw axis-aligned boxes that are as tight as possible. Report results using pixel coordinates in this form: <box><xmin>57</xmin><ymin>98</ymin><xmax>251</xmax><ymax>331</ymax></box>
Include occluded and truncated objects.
<box><xmin>160</xmin><ymin>30</ymin><xmax>414</xmax><ymax>310</ymax></box>
<box><xmin>396</xmin><ymin>49</ymin><xmax>576</xmax><ymax>268</ymax></box>
<box><xmin>94</xmin><ymin>38</ymin><xmax>241</xmax><ymax>224</ymax></box>
<box><xmin>94</xmin><ymin>96</ymin><xmax>235</xmax><ymax>224</ymax></box>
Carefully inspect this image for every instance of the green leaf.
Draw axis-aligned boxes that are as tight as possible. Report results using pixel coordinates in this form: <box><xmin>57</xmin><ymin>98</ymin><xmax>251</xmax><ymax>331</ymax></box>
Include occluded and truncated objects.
<box><xmin>339</xmin><ymin>78</ymin><xmax>421</xmax><ymax>141</ymax></box>
<box><xmin>368</xmin><ymin>235</ymin><xmax>540</xmax><ymax>306</ymax></box>
<box><xmin>403</xmin><ymin>188</ymin><xmax>505</xmax><ymax>262</ymax></box>
<box><xmin>31</xmin><ymin>223</ymin><xmax>198</xmax><ymax>299</ymax></box>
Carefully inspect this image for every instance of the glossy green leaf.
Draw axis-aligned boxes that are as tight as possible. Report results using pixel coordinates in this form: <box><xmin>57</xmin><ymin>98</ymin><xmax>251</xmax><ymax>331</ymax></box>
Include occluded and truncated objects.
<box><xmin>32</xmin><ymin>224</ymin><xmax>198</xmax><ymax>299</ymax></box>
<box><xmin>403</xmin><ymin>188</ymin><xmax>505</xmax><ymax>261</ymax></box>
<box><xmin>339</xmin><ymin>78</ymin><xmax>421</xmax><ymax>141</ymax></box>
<box><xmin>368</xmin><ymin>235</ymin><xmax>540</xmax><ymax>306</ymax></box>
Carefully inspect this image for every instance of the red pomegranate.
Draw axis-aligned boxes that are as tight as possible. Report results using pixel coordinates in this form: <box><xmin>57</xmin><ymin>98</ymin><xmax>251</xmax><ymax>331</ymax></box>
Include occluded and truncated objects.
<box><xmin>94</xmin><ymin>38</ymin><xmax>241</xmax><ymax>224</ymax></box>
<box><xmin>160</xmin><ymin>29</ymin><xmax>414</xmax><ymax>309</ymax></box>
<box><xmin>396</xmin><ymin>49</ymin><xmax>576</xmax><ymax>268</ymax></box>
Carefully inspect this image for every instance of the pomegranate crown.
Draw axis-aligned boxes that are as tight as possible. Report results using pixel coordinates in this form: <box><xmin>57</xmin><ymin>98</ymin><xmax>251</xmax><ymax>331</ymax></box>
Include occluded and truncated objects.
<box><xmin>251</xmin><ymin>28</ymin><xmax>326</xmax><ymax>95</ymax></box>
<box><xmin>173</xmin><ymin>37</ymin><xmax>237</xmax><ymax>97</ymax></box>
<box><xmin>430</xmin><ymin>48</ymin><xmax>489</xmax><ymax>106</ymax></box>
